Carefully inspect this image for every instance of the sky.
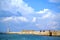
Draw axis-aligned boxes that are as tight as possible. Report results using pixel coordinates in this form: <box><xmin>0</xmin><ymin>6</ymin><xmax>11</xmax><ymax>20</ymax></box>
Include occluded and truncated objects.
<box><xmin>0</xmin><ymin>0</ymin><xmax>60</xmax><ymax>32</ymax></box>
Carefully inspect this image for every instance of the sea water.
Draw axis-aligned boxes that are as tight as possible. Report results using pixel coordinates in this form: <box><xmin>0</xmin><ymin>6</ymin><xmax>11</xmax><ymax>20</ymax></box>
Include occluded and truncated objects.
<box><xmin>0</xmin><ymin>34</ymin><xmax>60</xmax><ymax>40</ymax></box>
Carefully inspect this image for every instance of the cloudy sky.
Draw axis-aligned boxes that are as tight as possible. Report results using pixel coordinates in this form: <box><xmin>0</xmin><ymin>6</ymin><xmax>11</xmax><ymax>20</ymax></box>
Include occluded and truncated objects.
<box><xmin>0</xmin><ymin>0</ymin><xmax>60</xmax><ymax>32</ymax></box>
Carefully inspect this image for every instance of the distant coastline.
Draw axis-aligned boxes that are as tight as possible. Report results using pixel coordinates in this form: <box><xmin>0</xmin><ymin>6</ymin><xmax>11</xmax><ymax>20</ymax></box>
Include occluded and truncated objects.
<box><xmin>0</xmin><ymin>30</ymin><xmax>60</xmax><ymax>36</ymax></box>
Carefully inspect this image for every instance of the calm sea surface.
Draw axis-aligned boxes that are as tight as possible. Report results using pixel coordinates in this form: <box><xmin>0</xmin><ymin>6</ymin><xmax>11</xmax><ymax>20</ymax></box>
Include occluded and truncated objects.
<box><xmin>0</xmin><ymin>34</ymin><xmax>60</xmax><ymax>40</ymax></box>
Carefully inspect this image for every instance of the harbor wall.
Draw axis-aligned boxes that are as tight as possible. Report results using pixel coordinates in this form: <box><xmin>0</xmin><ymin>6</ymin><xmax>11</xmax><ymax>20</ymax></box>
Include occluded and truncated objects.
<box><xmin>7</xmin><ymin>30</ymin><xmax>60</xmax><ymax>36</ymax></box>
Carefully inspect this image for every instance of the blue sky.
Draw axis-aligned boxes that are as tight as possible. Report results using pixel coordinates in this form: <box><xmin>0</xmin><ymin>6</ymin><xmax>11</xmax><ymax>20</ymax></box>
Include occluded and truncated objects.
<box><xmin>0</xmin><ymin>0</ymin><xmax>60</xmax><ymax>32</ymax></box>
<box><xmin>24</xmin><ymin>0</ymin><xmax>60</xmax><ymax>12</ymax></box>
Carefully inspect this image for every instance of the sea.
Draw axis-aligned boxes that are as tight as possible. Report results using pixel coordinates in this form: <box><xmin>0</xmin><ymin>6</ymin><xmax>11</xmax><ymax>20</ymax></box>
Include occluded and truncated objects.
<box><xmin>0</xmin><ymin>34</ymin><xmax>60</xmax><ymax>40</ymax></box>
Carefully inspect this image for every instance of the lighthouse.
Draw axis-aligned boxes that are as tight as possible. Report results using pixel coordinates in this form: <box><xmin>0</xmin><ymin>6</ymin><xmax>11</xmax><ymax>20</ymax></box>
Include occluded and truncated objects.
<box><xmin>7</xmin><ymin>27</ymin><xmax>10</xmax><ymax>33</ymax></box>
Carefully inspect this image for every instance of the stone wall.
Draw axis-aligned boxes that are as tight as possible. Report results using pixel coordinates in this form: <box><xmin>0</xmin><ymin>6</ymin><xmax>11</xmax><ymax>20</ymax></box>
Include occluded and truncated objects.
<box><xmin>7</xmin><ymin>30</ymin><xmax>60</xmax><ymax>36</ymax></box>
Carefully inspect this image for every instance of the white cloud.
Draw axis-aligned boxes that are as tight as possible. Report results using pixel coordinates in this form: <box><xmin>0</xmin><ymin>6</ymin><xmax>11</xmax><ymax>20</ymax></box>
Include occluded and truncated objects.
<box><xmin>36</xmin><ymin>9</ymin><xmax>55</xmax><ymax>19</ymax></box>
<box><xmin>42</xmin><ymin>13</ymin><xmax>55</xmax><ymax>19</ymax></box>
<box><xmin>0</xmin><ymin>0</ymin><xmax>56</xmax><ymax>18</ymax></box>
<box><xmin>42</xmin><ymin>13</ymin><xmax>51</xmax><ymax>19</ymax></box>
<box><xmin>47</xmin><ymin>21</ymin><xmax>58</xmax><ymax>29</ymax></box>
<box><xmin>36</xmin><ymin>9</ymin><xmax>49</xmax><ymax>14</ymax></box>
<box><xmin>35</xmin><ymin>21</ymin><xmax>59</xmax><ymax>30</ymax></box>
<box><xmin>2</xmin><ymin>16</ymin><xmax>28</xmax><ymax>22</ymax></box>
<box><xmin>1</xmin><ymin>0</ymin><xmax>34</xmax><ymax>15</ymax></box>
<box><xmin>36</xmin><ymin>24</ymin><xmax>41</xmax><ymax>28</ymax></box>
<box><xmin>49</xmin><ymin>0</ymin><xmax>60</xmax><ymax>3</ymax></box>
<box><xmin>3</xmin><ymin>17</ymin><xmax>13</xmax><ymax>21</ymax></box>
<box><xmin>17</xmin><ymin>17</ymin><xmax>28</xmax><ymax>22</ymax></box>
<box><xmin>32</xmin><ymin>17</ymin><xmax>36</xmax><ymax>22</ymax></box>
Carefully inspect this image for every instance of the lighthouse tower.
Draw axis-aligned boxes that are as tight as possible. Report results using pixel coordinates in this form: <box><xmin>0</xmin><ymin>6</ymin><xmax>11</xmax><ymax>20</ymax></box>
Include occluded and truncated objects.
<box><xmin>7</xmin><ymin>27</ymin><xmax>10</xmax><ymax>33</ymax></box>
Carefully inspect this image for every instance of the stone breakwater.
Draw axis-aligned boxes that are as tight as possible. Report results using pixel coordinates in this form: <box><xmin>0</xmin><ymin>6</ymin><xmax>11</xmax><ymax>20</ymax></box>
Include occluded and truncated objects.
<box><xmin>7</xmin><ymin>30</ymin><xmax>60</xmax><ymax>36</ymax></box>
